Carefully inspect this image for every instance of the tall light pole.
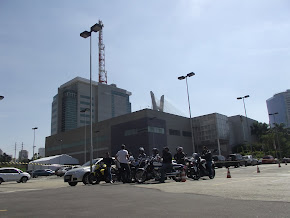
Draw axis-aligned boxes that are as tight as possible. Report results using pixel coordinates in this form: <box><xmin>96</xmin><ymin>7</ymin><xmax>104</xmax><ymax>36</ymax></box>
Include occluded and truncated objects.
<box><xmin>80</xmin><ymin>22</ymin><xmax>103</xmax><ymax>173</ymax></box>
<box><xmin>269</xmin><ymin>112</ymin><xmax>280</xmax><ymax>159</ymax></box>
<box><xmin>237</xmin><ymin>95</ymin><xmax>251</xmax><ymax>153</ymax></box>
<box><xmin>81</xmin><ymin>108</ymin><xmax>89</xmax><ymax>164</ymax></box>
<box><xmin>178</xmin><ymin>72</ymin><xmax>196</xmax><ymax>153</ymax></box>
<box><xmin>32</xmin><ymin>127</ymin><xmax>38</xmax><ymax>160</ymax></box>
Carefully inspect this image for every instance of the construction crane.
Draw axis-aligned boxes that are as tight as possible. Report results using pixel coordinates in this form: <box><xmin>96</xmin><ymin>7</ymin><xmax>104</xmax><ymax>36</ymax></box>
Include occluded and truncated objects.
<box><xmin>98</xmin><ymin>20</ymin><xmax>107</xmax><ymax>84</ymax></box>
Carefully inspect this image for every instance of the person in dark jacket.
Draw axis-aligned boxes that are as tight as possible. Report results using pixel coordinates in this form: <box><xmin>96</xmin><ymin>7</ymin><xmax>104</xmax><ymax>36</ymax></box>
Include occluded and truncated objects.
<box><xmin>103</xmin><ymin>152</ymin><xmax>115</xmax><ymax>183</ymax></box>
<box><xmin>160</xmin><ymin>147</ymin><xmax>172</xmax><ymax>183</ymax></box>
<box><xmin>201</xmin><ymin>146</ymin><xmax>213</xmax><ymax>178</ymax></box>
<box><xmin>174</xmin><ymin>147</ymin><xmax>186</xmax><ymax>165</ymax></box>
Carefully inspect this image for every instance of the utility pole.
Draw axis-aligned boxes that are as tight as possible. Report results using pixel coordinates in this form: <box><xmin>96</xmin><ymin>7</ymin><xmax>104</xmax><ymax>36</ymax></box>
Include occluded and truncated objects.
<box><xmin>14</xmin><ymin>142</ymin><xmax>17</xmax><ymax>162</ymax></box>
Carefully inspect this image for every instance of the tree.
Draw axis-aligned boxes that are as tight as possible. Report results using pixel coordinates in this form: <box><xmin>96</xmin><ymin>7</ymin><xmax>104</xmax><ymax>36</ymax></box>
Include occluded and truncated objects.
<box><xmin>0</xmin><ymin>153</ymin><xmax>12</xmax><ymax>162</ymax></box>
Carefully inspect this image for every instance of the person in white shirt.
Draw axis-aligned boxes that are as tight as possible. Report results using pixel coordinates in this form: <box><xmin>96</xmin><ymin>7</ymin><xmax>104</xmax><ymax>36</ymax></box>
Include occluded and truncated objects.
<box><xmin>115</xmin><ymin>144</ymin><xmax>130</xmax><ymax>183</ymax></box>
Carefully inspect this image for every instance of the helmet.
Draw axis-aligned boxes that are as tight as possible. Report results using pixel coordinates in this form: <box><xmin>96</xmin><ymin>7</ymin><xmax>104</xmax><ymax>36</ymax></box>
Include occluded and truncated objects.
<box><xmin>152</xmin><ymin>148</ymin><xmax>159</xmax><ymax>154</ymax></box>
<box><xmin>177</xmin><ymin>147</ymin><xmax>183</xmax><ymax>152</ymax></box>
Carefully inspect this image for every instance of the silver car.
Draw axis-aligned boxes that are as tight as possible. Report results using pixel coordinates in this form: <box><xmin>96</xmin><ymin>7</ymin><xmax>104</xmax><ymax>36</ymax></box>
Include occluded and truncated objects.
<box><xmin>0</xmin><ymin>167</ymin><xmax>31</xmax><ymax>184</ymax></box>
<box><xmin>64</xmin><ymin>158</ymin><xmax>103</xmax><ymax>186</ymax></box>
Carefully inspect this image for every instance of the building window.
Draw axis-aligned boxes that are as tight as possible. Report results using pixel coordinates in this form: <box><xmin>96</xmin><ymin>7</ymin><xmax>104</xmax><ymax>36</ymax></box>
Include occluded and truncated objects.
<box><xmin>148</xmin><ymin>126</ymin><xmax>165</xmax><ymax>134</ymax></box>
<box><xmin>169</xmin><ymin>129</ymin><xmax>181</xmax><ymax>136</ymax></box>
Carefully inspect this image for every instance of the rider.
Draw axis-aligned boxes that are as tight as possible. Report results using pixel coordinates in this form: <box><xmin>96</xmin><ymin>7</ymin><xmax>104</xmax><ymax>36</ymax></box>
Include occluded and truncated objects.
<box><xmin>138</xmin><ymin>147</ymin><xmax>147</xmax><ymax>160</ymax></box>
<box><xmin>201</xmin><ymin>146</ymin><xmax>213</xmax><ymax>178</ymax></box>
<box><xmin>174</xmin><ymin>146</ymin><xmax>186</xmax><ymax>165</ymax></box>
<box><xmin>160</xmin><ymin>147</ymin><xmax>172</xmax><ymax>183</ymax></box>
<box><xmin>151</xmin><ymin>148</ymin><xmax>161</xmax><ymax>162</ymax></box>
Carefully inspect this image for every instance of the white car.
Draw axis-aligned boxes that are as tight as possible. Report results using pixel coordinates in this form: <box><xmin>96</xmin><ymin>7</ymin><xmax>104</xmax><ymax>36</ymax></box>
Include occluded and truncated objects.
<box><xmin>243</xmin><ymin>155</ymin><xmax>258</xmax><ymax>166</ymax></box>
<box><xmin>64</xmin><ymin>158</ymin><xmax>103</xmax><ymax>186</ymax></box>
<box><xmin>0</xmin><ymin>167</ymin><xmax>31</xmax><ymax>184</ymax></box>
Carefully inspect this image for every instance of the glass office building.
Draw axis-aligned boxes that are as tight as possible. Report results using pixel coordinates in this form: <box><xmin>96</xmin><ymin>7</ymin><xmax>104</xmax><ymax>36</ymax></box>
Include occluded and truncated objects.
<box><xmin>50</xmin><ymin>77</ymin><xmax>131</xmax><ymax>135</ymax></box>
<box><xmin>266</xmin><ymin>90</ymin><xmax>290</xmax><ymax>128</ymax></box>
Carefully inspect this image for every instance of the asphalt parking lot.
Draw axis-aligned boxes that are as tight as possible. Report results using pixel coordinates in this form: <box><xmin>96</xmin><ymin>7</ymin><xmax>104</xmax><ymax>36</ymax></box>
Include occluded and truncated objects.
<box><xmin>1</xmin><ymin>163</ymin><xmax>289</xmax><ymax>202</ymax></box>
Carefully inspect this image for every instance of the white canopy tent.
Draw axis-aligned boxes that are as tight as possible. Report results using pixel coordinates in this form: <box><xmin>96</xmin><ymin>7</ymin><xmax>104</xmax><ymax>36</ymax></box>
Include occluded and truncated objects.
<box><xmin>28</xmin><ymin>154</ymin><xmax>79</xmax><ymax>171</ymax></box>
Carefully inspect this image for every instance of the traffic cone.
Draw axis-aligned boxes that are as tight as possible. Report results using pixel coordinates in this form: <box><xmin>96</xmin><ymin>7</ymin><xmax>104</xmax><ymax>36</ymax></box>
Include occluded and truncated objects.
<box><xmin>257</xmin><ymin>165</ymin><xmax>260</xmax><ymax>173</ymax></box>
<box><xmin>227</xmin><ymin>168</ymin><xmax>231</xmax><ymax>178</ymax></box>
<box><xmin>181</xmin><ymin>169</ymin><xmax>186</xmax><ymax>182</ymax></box>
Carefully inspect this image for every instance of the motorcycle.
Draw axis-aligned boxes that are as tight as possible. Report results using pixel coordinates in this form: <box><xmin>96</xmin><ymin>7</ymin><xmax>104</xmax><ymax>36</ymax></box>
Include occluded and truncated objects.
<box><xmin>189</xmin><ymin>156</ymin><xmax>215</xmax><ymax>180</ymax></box>
<box><xmin>88</xmin><ymin>162</ymin><xmax>117</xmax><ymax>184</ymax></box>
<box><xmin>135</xmin><ymin>157</ymin><xmax>185</xmax><ymax>183</ymax></box>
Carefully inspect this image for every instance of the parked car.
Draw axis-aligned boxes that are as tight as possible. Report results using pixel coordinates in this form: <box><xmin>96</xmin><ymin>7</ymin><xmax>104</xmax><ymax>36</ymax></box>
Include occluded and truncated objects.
<box><xmin>212</xmin><ymin>155</ymin><xmax>226</xmax><ymax>168</ymax></box>
<box><xmin>243</xmin><ymin>155</ymin><xmax>258</xmax><ymax>166</ymax></box>
<box><xmin>261</xmin><ymin>155</ymin><xmax>277</xmax><ymax>164</ymax></box>
<box><xmin>225</xmin><ymin>153</ymin><xmax>247</xmax><ymax>167</ymax></box>
<box><xmin>282</xmin><ymin>157</ymin><xmax>290</xmax><ymax>163</ymax></box>
<box><xmin>55</xmin><ymin>166</ymin><xmax>79</xmax><ymax>177</ymax></box>
<box><xmin>32</xmin><ymin>169</ymin><xmax>55</xmax><ymax>178</ymax></box>
<box><xmin>0</xmin><ymin>167</ymin><xmax>31</xmax><ymax>184</ymax></box>
<box><xmin>64</xmin><ymin>158</ymin><xmax>104</xmax><ymax>186</ymax></box>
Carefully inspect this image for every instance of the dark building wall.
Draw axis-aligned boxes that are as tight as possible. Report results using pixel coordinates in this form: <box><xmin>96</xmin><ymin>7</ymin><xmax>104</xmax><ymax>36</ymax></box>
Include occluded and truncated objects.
<box><xmin>111</xmin><ymin>117</ymin><xmax>167</xmax><ymax>157</ymax></box>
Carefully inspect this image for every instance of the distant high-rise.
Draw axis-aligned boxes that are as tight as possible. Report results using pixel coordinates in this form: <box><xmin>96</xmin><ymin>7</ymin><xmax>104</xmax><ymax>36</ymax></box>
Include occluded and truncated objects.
<box><xmin>266</xmin><ymin>90</ymin><xmax>290</xmax><ymax>128</ymax></box>
<box><xmin>51</xmin><ymin>77</ymin><xmax>132</xmax><ymax>135</ymax></box>
<box><xmin>18</xmin><ymin>150</ymin><xmax>28</xmax><ymax>161</ymax></box>
<box><xmin>38</xmin><ymin>148</ymin><xmax>45</xmax><ymax>157</ymax></box>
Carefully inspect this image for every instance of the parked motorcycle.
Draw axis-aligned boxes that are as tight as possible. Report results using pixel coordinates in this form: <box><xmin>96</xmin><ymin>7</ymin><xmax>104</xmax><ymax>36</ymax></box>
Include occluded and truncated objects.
<box><xmin>189</xmin><ymin>155</ymin><xmax>215</xmax><ymax>180</ymax></box>
<box><xmin>135</xmin><ymin>157</ymin><xmax>185</xmax><ymax>183</ymax></box>
<box><xmin>88</xmin><ymin>162</ymin><xmax>117</xmax><ymax>184</ymax></box>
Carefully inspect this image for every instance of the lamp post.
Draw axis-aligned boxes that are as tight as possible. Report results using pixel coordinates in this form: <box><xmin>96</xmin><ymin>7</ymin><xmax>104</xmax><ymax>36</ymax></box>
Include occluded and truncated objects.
<box><xmin>237</xmin><ymin>95</ymin><xmax>251</xmax><ymax>152</ymax></box>
<box><xmin>81</xmin><ymin>108</ymin><xmax>89</xmax><ymax>164</ymax></box>
<box><xmin>0</xmin><ymin>96</ymin><xmax>4</xmax><ymax>100</ymax></box>
<box><xmin>80</xmin><ymin>22</ymin><xmax>103</xmax><ymax>173</ymax></box>
<box><xmin>178</xmin><ymin>72</ymin><xmax>196</xmax><ymax>153</ymax></box>
<box><xmin>32</xmin><ymin>127</ymin><xmax>38</xmax><ymax>160</ymax></box>
<box><xmin>269</xmin><ymin>112</ymin><xmax>280</xmax><ymax>159</ymax></box>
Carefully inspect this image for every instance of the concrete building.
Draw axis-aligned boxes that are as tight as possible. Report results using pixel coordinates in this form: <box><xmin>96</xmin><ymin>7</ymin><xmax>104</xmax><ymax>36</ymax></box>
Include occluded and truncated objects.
<box><xmin>18</xmin><ymin>150</ymin><xmax>28</xmax><ymax>161</ymax></box>
<box><xmin>0</xmin><ymin>148</ymin><xmax>3</xmax><ymax>156</ymax></box>
<box><xmin>38</xmin><ymin>148</ymin><xmax>45</xmax><ymax>158</ymax></box>
<box><xmin>51</xmin><ymin>77</ymin><xmax>131</xmax><ymax>135</ymax></box>
<box><xmin>46</xmin><ymin>109</ymin><xmax>193</xmax><ymax>164</ymax></box>
<box><xmin>46</xmin><ymin>108</ymin><xmax>260</xmax><ymax>164</ymax></box>
<box><xmin>192</xmin><ymin>113</ymin><xmax>230</xmax><ymax>155</ymax></box>
<box><xmin>266</xmin><ymin>89</ymin><xmax>290</xmax><ymax>128</ymax></box>
<box><xmin>228</xmin><ymin>115</ymin><xmax>258</xmax><ymax>150</ymax></box>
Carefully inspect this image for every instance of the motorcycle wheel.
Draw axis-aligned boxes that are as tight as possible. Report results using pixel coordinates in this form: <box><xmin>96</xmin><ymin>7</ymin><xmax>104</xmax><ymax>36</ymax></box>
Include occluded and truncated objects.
<box><xmin>192</xmin><ymin>172</ymin><xmax>200</xmax><ymax>180</ymax></box>
<box><xmin>135</xmin><ymin>169</ymin><xmax>147</xmax><ymax>184</ymax></box>
<box><xmin>88</xmin><ymin>173</ymin><xmax>100</xmax><ymax>185</ymax></box>
<box><xmin>209</xmin><ymin>168</ymin><xmax>215</xmax><ymax>179</ymax></box>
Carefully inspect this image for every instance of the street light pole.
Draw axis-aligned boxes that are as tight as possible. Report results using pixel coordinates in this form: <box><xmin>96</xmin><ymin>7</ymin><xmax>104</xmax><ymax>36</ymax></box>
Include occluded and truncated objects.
<box><xmin>237</xmin><ymin>95</ymin><xmax>251</xmax><ymax>152</ymax></box>
<box><xmin>178</xmin><ymin>72</ymin><xmax>196</xmax><ymax>153</ymax></box>
<box><xmin>80</xmin><ymin>22</ymin><xmax>103</xmax><ymax>173</ymax></box>
<box><xmin>81</xmin><ymin>108</ymin><xmax>89</xmax><ymax>164</ymax></box>
<box><xmin>269</xmin><ymin>112</ymin><xmax>280</xmax><ymax>159</ymax></box>
<box><xmin>32</xmin><ymin>127</ymin><xmax>38</xmax><ymax>160</ymax></box>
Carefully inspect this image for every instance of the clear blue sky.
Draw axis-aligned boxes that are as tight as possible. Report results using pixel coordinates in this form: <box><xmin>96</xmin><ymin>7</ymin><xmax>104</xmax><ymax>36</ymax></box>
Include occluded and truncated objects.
<box><xmin>1</xmin><ymin>0</ymin><xmax>289</xmax><ymax>158</ymax></box>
